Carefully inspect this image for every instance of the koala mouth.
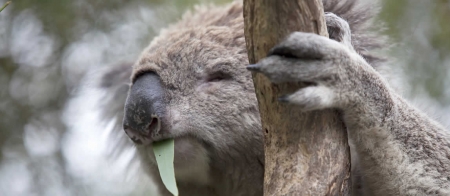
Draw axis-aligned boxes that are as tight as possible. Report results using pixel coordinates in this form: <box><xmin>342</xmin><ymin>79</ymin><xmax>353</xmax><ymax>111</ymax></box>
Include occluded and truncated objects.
<box><xmin>123</xmin><ymin>114</ymin><xmax>163</xmax><ymax>145</ymax></box>
<box><xmin>123</xmin><ymin>127</ymin><xmax>153</xmax><ymax>145</ymax></box>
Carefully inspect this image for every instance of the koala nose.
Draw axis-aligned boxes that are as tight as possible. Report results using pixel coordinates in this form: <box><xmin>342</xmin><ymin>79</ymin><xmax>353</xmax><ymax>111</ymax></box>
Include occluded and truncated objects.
<box><xmin>123</xmin><ymin>72</ymin><xmax>165</xmax><ymax>144</ymax></box>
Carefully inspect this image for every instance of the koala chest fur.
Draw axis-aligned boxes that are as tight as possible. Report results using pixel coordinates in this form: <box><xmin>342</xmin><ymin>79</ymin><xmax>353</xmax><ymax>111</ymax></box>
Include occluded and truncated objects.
<box><xmin>112</xmin><ymin>0</ymin><xmax>450</xmax><ymax>195</ymax></box>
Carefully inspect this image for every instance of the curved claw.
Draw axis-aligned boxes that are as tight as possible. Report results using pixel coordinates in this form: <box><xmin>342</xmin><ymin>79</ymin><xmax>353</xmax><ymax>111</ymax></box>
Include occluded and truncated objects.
<box><xmin>278</xmin><ymin>95</ymin><xmax>290</xmax><ymax>103</ymax></box>
<box><xmin>246</xmin><ymin>64</ymin><xmax>262</xmax><ymax>72</ymax></box>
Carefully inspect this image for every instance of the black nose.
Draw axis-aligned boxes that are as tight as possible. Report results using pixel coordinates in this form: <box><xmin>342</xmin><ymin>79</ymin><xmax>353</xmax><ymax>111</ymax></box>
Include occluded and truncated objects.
<box><xmin>123</xmin><ymin>72</ymin><xmax>166</xmax><ymax>142</ymax></box>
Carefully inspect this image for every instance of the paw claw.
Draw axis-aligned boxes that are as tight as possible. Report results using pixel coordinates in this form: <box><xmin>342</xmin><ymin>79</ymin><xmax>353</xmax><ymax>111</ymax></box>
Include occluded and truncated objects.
<box><xmin>278</xmin><ymin>95</ymin><xmax>289</xmax><ymax>103</ymax></box>
<box><xmin>246</xmin><ymin>64</ymin><xmax>261</xmax><ymax>72</ymax></box>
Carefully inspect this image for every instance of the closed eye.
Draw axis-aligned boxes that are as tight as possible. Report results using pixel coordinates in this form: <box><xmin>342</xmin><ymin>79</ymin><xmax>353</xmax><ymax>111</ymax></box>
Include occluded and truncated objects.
<box><xmin>206</xmin><ymin>71</ymin><xmax>232</xmax><ymax>82</ymax></box>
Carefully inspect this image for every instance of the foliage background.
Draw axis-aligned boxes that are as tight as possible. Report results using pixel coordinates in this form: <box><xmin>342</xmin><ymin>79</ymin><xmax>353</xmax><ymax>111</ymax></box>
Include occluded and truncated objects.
<box><xmin>0</xmin><ymin>0</ymin><xmax>449</xmax><ymax>195</ymax></box>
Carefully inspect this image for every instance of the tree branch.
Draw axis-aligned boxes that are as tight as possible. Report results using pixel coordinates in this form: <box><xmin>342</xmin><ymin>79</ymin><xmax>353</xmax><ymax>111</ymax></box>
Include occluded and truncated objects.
<box><xmin>243</xmin><ymin>0</ymin><xmax>351</xmax><ymax>195</ymax></box>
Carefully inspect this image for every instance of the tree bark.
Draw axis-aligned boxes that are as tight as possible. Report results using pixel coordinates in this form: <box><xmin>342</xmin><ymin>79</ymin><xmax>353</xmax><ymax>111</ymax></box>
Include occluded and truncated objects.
<box><xmin>243</xmin><ymin>1</ymin><xmax>351</xmax><ymax>195</ymax></box>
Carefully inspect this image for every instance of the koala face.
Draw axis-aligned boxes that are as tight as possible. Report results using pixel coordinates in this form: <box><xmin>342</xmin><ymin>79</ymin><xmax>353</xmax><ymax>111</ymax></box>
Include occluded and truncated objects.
<box><xmin>122</xmin><ymin>25</ymin><xmax>263</xmax><ymax>183</ymax></box>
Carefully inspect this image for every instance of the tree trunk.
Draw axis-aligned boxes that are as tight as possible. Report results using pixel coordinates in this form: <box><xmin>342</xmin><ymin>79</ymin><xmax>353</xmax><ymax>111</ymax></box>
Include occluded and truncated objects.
<box><xmin>243</xmin><ymin>1</ymin><xmax>351</xmax><ymax>195</ymax></box>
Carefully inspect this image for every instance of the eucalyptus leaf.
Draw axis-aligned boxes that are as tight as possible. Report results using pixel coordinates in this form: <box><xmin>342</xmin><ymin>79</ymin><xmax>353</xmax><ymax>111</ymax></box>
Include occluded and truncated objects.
<box><xmin>153</xmin><ymin>139</ymin><xmax>178</xmax><ymax>196</ymax></box>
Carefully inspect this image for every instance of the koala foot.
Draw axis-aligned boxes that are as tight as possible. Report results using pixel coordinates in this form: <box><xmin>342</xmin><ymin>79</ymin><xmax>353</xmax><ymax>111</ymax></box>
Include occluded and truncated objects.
<box><xmin>247</xmin><ymin>13</ymin><xmax>357</xmax><ymax>111</ymax></box>
<box><xmin>278</xmin><ymin>85</ymin><xmax>337</xmax><ymax>111</ymax></box>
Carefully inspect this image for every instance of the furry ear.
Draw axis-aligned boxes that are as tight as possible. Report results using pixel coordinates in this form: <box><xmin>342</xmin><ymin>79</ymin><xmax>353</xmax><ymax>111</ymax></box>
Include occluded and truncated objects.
<box><xmin>98</xmin><ymin>63</ymin><xmax>134</xmax><ymax>156</ymax></box>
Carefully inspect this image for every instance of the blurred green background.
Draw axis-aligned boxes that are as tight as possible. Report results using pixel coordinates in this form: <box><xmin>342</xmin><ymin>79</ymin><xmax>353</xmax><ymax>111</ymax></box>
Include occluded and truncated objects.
<box><xmin>0</xmin><ymin>0</ymin><xmax>449</xmax><ymax>195</ymax></box>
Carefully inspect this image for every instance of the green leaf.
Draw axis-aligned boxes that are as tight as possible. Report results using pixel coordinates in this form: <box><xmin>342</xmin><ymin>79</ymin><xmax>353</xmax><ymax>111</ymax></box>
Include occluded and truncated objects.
<box><xmin>153</xmin><ymin>139</ymin><xmax>178</xmax><ymax>196</ymax></box>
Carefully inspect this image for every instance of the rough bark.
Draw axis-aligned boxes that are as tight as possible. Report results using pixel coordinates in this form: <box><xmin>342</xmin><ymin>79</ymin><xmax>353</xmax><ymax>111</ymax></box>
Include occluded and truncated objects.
<box><xmin>243</xmin><ymin>1</ymin><xmax>351</xmax><ymax>195</ymax></box>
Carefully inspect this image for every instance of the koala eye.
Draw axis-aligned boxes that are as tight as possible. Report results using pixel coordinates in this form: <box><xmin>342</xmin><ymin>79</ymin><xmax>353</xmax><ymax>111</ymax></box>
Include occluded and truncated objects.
<box><xmin>206</xmin><ymin>71</ymin><xmax>231</xmax><ymax>82</ymax></box>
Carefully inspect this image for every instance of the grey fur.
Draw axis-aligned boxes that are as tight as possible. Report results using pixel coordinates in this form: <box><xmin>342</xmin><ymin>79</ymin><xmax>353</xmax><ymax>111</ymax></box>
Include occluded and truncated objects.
<box><xmin>254</xmin><ymin>13</ymin><xmax>450</xmax><ymax>195</ymax></box>
<box><xmin>95</xmin><ymin>0</ymin><xmax>450</xmax><ymax>195</ymax></box>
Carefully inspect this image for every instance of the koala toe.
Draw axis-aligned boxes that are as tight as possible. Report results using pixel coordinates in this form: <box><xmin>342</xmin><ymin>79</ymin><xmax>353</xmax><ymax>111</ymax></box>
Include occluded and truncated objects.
<box><xmin>248</xmin><ymin>55</ymin><xmax>338</xmax><ymax>85</ymax></box>
<box><xmin>325</xmin><ymin>12</ymin><xmax>353</xmax><ymax>50</ymax></box>
<box><xmin>279</xmin><ymin>86</ymin><xmax>337</xmax><ymax>111</ymax></box>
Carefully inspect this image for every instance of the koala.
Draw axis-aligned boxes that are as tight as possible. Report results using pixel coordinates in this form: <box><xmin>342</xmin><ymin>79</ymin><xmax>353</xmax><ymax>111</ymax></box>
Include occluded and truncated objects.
<box><xmin>96</xmin><ymin>0</ymin><xmax>450</xmax><ymax>195</ymax></box>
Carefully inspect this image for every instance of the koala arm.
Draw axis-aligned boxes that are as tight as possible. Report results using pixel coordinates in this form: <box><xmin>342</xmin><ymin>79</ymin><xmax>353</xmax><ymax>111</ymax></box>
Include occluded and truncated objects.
<box><xmin>249</xmin><ymin>13</ymin><xmax>450</xmax><ymax>195</ymax></box>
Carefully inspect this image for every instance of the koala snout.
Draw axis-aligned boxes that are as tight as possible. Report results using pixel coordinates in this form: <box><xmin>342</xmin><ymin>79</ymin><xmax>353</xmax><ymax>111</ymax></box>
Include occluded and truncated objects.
<box><xmin>123</xmin><ymin>72</ymin><xmax>166</xmax><ymax>144</ymax></box>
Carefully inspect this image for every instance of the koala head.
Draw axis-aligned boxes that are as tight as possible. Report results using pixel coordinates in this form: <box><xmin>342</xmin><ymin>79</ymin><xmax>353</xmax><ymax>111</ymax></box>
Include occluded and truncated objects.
<box><xmin>122</xmin><ymin>2</ymin><xmax>263</xmax><ymax>185</ymax></box>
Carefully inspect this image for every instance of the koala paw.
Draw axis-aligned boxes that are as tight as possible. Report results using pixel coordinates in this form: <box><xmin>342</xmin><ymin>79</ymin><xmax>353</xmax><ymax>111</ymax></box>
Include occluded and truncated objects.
<box><xmin>247</xmin><ymin>13</ymin><xmax>357</xmax><ymax>111</ymax></box>
<box><xmin>278</xmin><ymin>85</ymin><xmax>337</xmax><ymax>111</ymax></box>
